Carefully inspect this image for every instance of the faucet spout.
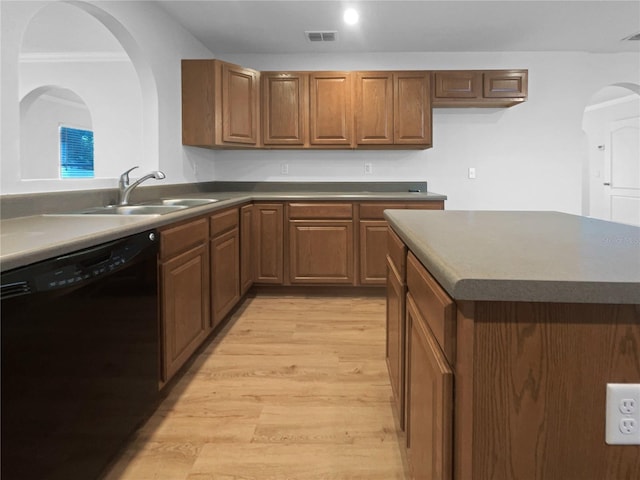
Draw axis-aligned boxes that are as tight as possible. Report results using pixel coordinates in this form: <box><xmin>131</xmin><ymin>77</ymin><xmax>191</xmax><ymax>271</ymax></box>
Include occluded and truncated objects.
<box><xmin>118</xmin><ymin>167</ymin><xmax>166</xmax><ymax>205</ymax></box>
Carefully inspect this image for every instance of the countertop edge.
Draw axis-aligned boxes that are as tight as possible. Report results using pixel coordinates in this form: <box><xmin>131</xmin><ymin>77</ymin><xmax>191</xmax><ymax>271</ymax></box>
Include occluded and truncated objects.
<box><xmin>385</xmin><ymin>211</ymin><xmax>640</xmax><ymax>305</ymax></box>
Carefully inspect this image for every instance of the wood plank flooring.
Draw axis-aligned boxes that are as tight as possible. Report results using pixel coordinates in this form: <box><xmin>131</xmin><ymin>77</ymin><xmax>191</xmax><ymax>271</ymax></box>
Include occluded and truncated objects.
<box><xmin>103</xmin><ymin>292</ymin><xmax>409</xmax><ymax>480</ymax></box>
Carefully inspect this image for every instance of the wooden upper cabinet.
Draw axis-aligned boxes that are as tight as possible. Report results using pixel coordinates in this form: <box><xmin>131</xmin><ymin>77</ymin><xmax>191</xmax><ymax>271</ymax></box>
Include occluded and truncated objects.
<box><xmin>394</xmin><ymin>72</ymin><xmax>432</xmax><ymax>146</ymax></box>
<box><xmin>434</xmin><ymin>71</ymin><xmax>482</xmax><ymax>99</ymax></box>
<box><xmin>355</xmin><ymin>71</ymin><xmax>431</xmax><ymax>148</ymax></box>
<box><xmin>433</xmin><ymin>69</ymin><xmax>528</xmax><ymax>107</ymax></box>
<box><xmin>262</xmin><ymin>72</ymin><xmax>308</xmax><ymax>145</ymax></box>
<box><xmin>484</xmin><ymin>70</ymin><xmax>528</xmax><ymax>99</ymax></box>
<box><xmin>355</xmin><ymin>72</ymin><xmax>394</xmax><ymax>144</ymax></box>
<box><xmin>309</xmin><ymin>72</ymin><xmax>353</xmax><ymax>146</ymax></box>
<box><xmin>182</xmin><ymin>59</ymin><xmax>259</xmax><ymax>147</ymax></box>
<box><xmin>222</xmin><ymin>63</ymin><xmax>259</xmax><ymax>144</ymax></box>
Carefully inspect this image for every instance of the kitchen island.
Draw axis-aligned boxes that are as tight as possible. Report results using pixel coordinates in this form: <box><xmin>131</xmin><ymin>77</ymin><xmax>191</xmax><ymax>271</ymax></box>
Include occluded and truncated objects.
<box><xmin>384</xmin><ymin>210</ymin><xmax>640</xmax><ymax>480</ymax></box>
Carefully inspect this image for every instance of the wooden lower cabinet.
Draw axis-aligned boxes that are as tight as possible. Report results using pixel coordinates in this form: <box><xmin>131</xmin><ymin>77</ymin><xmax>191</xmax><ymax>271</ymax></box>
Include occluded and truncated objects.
<box><xmin>254</xmin><ymin>203</ymin><xmax>284</xmax><ymax>284</ymax></box>
<box><xmin>211</xmin><ymin>228</ymin><xmax>240</xmax><ymax>327</ymax></box>
<box><xmin>405</xmin><ymin>294</ymin><xmax>453</xmax><ymax>480</ymax></box>
<box><xmin>360</xmin><ymin>220</ymin><xmax>388</xmax><ymax>284</ymax></box>
<box><xmin>386</xmin><ymin>256</ymin><xmax>406</xmax><ymax>428</ymax></box>
<box><xmin>388</xmin><ymin>228</ymin><xmax>640</xmax><ymax>480</ymax></box>
<box><xmin>160</xmin><ymin>220</ymin><xmax>211</xmax><ymax>383</ymax></box>
<box><xmin>288</xmin><ymin>220</ymin><xmax>354</xmax><ymax>283</ymax></box>
<box><xmin>240</xmin><ymin>204</ymin><xmax>254</xmax><ymax>294</ymax></box>
<box><xmin>359</xmin><ymin>201</ymin><xmax>444</xmax><ymax>286</ymax></box>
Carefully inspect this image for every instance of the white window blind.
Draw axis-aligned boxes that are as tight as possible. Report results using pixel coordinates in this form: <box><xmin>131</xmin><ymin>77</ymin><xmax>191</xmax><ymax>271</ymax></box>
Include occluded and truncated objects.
<box><xmin>60</xmin><ymin>126</ymin><xmax>94</xmax><ymax>179</ymax></box>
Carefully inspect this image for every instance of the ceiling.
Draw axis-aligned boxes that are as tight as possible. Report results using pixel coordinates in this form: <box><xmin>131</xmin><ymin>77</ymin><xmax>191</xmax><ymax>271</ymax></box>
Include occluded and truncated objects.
<box><xmin>157</xmin><ymin>0</ymin><xmax>640</xmax><ymax>55</ymax></box>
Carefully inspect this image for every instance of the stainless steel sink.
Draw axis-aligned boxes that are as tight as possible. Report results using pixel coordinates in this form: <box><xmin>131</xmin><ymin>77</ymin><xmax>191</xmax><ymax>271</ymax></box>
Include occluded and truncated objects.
<box><xmin>73</xmin><ymin>205</ymin><xmax>189</xmax><ymax>215</ymax></box>
<box><xmin>152</xmin><ymin>198</ymin><xmax>219</xmax><ymax>207</ymax></box>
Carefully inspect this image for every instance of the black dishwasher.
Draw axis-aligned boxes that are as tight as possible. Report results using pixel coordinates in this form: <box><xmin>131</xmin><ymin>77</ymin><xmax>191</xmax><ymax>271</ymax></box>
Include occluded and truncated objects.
<box><xmin>1</xmin><ymin>230</ymin><xmax>160</xmax><ymax>480</ymax></box>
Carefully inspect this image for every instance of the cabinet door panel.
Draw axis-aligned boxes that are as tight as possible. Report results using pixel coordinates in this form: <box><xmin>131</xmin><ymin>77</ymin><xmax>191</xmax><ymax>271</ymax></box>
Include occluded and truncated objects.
<box><xmin>222</xmin><ymin>63</ymin><xmax>259</xmax><ymax>144</ymax></box>
<box><xmin>211</xmin><ymin>228</ymin><xmax>240</xmax><ymax>327</ymax></box>
<box><xmin>360</xmin><ymin>220</ymin><xmax>389</xmax><ymax>285</ymax></box>
<box><xmin>309</xmin><ymin>72</ymin><xmax>353</xmax><ymax>145</ymax></box>
<box><xmin>434</xmin><ymin>71</ymin><xmax>482</xmax><ymax>99</ymax></box>
<box><xmin>394</xmin><ymin>72</ymin><xmax>432</xmax><ymax>146</ymax></box>
<box><xmin>262</xmin><ymin>73</ymin><xmax>307</xmax><ymax>145</ymax></box>
<box><xmin>405</xmin><ymin>294</ymin><xmax>453</xmax><ymax>480</ymax></box>
<box><xmin>181</xmin><ymin>59</ymin><xmax>215</xmax><ymax>146</ymax></box>
<box><xmin>254</xmin><ymin>204</ymin><xmax>284</xmax><ymax>284</ymax></box>
<box><xmin>483</xmin><ymin>70</ymin><xmax>528</xmax><ymax>98</ymax></box>
<box><xmin>289</xmin><ymin>220</ymin><xmax>354</xmax><ymax>283</ymax></box>
<box><xmin>161</xmin><ymin>243</ymin><xmax>210</xmax><ymax>382</ymax></box>
<box><xmin>387</xmin><ymin>257</ymin><xmax>406</xmax><ymax>429</ymax></box>
<box><xmin>356</xmin><ymin>72</ymin><xmax>393</xmax><ymax>144</ymax></box>
<box><xmin>240</xmin><ymin>204</ymin><xmax>254</xmax><ymax>294</ymax></box>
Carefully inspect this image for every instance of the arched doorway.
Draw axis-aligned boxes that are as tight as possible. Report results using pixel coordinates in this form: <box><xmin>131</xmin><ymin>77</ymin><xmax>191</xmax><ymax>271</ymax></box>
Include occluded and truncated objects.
<box><xmin>582</xmin><ymin>83</ymin><xmax>640</xmax><ymax>226</ymax></box>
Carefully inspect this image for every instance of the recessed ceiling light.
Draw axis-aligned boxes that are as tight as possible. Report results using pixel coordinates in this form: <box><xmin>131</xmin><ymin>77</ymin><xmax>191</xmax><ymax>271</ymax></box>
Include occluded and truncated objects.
<box><xmin>343</xmin><ymin>8</ymin><xmax>359</xmax><ymax>25</ymax></box>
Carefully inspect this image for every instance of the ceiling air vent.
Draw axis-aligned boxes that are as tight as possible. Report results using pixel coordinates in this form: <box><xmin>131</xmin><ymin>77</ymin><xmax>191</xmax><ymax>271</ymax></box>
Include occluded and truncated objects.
<box><xmin>622</xmin><ymin>32</ymin><xmax>640</xmax><ymax>41</ymax></box>
<box><xmin>305</xmin><ymin>31</ymin><xmax>338</xmax><ymax>42</ymax></box>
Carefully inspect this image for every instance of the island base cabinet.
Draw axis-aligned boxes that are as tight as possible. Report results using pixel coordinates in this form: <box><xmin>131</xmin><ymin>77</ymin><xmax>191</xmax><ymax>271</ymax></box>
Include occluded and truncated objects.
<box><xmin>405</xmin><ymin>294</ymin><xmax>453</xmax><ymax>480</ymax></box>
<box><xmin>386</xmin><ymin>255</ymin><xmax>406</xmax><ymax>429</ymax></box>
<box><xmin>454</xmin><ymin>301</ymin><xmax>640</xmax><ymax>480</ymax></box>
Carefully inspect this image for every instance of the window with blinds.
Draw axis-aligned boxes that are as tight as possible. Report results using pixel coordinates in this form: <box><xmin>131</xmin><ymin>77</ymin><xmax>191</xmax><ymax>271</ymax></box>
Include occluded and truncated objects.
<box><xmin>59</xmin><ymin>126</ymin><xmax>94</xmax><ymax>179</ymax></box>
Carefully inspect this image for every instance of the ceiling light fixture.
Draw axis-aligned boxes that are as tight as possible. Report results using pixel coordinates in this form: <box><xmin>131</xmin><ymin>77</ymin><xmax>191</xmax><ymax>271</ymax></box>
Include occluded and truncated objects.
<box><xmin>343</xmin><ymin>8</ymin><xmax>359</xmax><ymax>25</ymax></box>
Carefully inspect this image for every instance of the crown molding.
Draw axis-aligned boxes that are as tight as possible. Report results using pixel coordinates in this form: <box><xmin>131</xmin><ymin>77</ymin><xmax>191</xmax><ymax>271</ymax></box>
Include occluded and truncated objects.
<box><xmin>19</xmin><ymin>51</ymin><xmax>130</xmax><ymax>63</ymax></box>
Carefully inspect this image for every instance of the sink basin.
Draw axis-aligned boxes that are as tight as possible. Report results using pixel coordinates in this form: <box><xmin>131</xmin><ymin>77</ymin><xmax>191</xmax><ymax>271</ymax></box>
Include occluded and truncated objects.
<box><xmin>153</xmin><ymin>198</ymin><xmax>219</xmax><ymax>207</ymax></box>
<box><xmin>73</xmin><ymin>205</ymin><xmax>188</xmax><ymax>215</ymax></box>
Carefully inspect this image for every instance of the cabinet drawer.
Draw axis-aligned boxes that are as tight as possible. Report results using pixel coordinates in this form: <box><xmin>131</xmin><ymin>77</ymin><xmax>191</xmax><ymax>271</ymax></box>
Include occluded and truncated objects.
<box><xmin>360</xmin><ymin>203</ymin><xmax>409</xmax><ymax>219</ymax></box>
<box><xmin>210</xmin><ymin>208</ymin><xmax>239</xmax><ymax>237</ymax></box>
<box><xmin>288</xmin><ymin>202</ymin><xmax>353</xmax><ymax>219</ymax></box>
<box><xmin>360</xmin><ymin>201</ymin><xmax>444</xmax><ymax>219</ymax></box>
<box><xmin>160</xmin><ymin>217</ymin><xmax>208</xmax><ymax>260</ymax></box>
<box><xmin>406</xmin><ymin>252</ymin><xmax>455</xmax><ymax>364</ymax></box>
<box><xmin>387</xmin><ymin>227</ymin><xmax>407</xmax><ymax>281</ymax></box>
<box><xmin>406</xmin><ymin>201</ymin><xmax>444</xmax><ymax>210</ymax></box>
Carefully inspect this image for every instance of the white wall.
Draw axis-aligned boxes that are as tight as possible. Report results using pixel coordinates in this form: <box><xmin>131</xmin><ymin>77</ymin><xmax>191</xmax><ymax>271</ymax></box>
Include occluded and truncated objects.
<box><xmin>20</xmin><ymin>58</ymin><xmax>143</xmax><ymax>180</ymax></box>
<box><xmin>1</xmin><ymin>0</ymin><xmax>215</xmax><ymax>195</ymax></box>
<box><xmin>2</xmin><ymin>2</ymin><xmax>639</xmax><ymax>215</ymax></box>
<box><xmin>21</xmin><ymin>92</ymin><xmax>92</xmax><ymax>179</ymax></box>
<box><xmin>215</xmin><ymin>52</ymin><xmax>640</xmax><ymax>213</ymax></box>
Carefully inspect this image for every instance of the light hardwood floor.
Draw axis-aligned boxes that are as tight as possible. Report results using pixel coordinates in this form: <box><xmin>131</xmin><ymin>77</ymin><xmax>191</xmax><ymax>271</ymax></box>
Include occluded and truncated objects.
<box><xmin>104</xmin><ymin>292</ymin><xmax>409</xmax><ymax>480</ymax></box>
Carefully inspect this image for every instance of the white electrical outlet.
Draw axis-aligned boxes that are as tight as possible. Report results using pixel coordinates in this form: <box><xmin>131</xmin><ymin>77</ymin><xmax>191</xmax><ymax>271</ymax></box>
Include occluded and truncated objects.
<box><xmin>364</xmin><ymin>162</ymin><xmax>373</xmax><ymax>175</ymax></box>
<box><xmin>281</xmin><ymin>163</ymin><xmax>289</xmax><ymax>175</ymax></box>
<box><xmin>606</xmin><ymin>383</ymin><xmax>640</xmax><ymax>445</ymax></box>
<box><xmin>468</xmin><ymin>167</ymin><xmax>476</xmax><ymax>179</ymax></box>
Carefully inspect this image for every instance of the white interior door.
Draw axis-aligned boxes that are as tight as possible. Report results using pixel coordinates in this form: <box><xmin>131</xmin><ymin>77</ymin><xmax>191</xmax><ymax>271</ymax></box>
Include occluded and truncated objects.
<box><xmin>604</xmin><ymin>116</ymin><xmax>640</xmax><ymax>226</ymax></box>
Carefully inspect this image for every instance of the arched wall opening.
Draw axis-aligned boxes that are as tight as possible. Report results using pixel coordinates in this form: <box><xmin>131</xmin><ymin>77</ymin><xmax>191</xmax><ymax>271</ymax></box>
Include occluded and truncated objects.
<box><xmin>17</xmin><ymin>0</ymin><xmax>158</xmax><ymax>189</ymax></box>
<box><xmin>582</xmin><ymin>83</ymin><xmax>640</xmax><ymax>226</ymax></box>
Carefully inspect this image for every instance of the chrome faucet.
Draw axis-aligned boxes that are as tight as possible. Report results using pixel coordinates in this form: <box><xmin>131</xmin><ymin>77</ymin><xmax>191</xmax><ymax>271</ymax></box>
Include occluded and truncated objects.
<box><xmin>118</xmin><ymin>166</ymin><xmax>166</xmax><ymax>205</ymax></box>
